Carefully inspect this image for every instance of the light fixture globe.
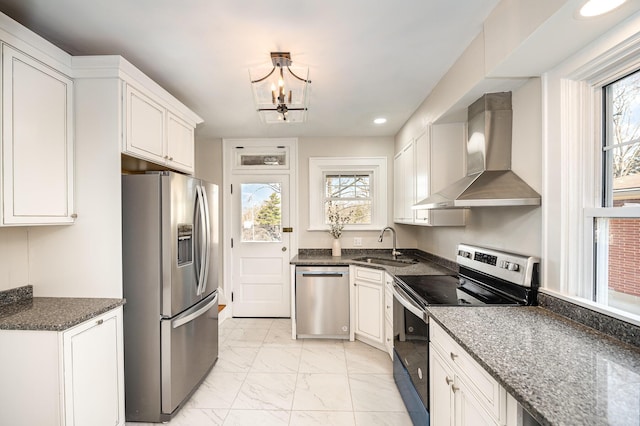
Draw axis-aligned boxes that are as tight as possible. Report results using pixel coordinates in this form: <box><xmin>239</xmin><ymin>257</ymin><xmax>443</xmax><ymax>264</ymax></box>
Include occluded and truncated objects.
<box><xmin>249</xmin><ymin>52</ymin><xmax>311</xmax><ymax>123</ymax></box>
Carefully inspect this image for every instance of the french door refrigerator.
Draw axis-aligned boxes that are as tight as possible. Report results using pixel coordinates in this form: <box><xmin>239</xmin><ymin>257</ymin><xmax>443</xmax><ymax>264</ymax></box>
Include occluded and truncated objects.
<box><xmin>122</xmin><ymin>171</ymin><xmax>219</xmax><ymax>422</ymax></box>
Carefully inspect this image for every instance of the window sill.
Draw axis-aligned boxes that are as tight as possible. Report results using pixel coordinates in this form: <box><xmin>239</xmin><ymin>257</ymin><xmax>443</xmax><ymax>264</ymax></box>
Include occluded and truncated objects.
<box><xmin>307</xmin><ymin>226</ymin><xmax>386</xmax><ymax>232</ymax></box>
<box><xmin>540</xmin><ymin>288</ymin><xmax>640</xmax><ymax>328</ymax></box>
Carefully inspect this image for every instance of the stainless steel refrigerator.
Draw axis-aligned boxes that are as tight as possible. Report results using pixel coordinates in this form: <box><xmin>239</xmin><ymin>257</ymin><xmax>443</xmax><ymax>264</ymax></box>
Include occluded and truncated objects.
<box><xmin>122</xmin><ymin>171</ymin><xmax>219</xmax><ymax>422</ymax></box>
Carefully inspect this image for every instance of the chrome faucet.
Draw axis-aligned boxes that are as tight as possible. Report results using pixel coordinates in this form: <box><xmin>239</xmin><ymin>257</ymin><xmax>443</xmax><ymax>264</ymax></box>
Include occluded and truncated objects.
<box><xmin>378</xmin><ymin>226</ymin><xmax>401</xmax><ymax>258</ymax></box>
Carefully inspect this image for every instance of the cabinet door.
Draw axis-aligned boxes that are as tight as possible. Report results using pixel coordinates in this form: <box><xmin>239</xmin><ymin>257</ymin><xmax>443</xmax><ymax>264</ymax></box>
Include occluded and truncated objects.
<box><xmin>425</xmin><ymin>123</ymin><xmax>466</xmax><ymax>227</ymax></box>
<box><xmin>124</xmin><ymin>84</ymin><xmax>166</xmax><ymax>164</ymax></box>
<box><xmin>393</xmin><ymin>141</ymin><xmax>415</xmax><ymax>223</ymax></box>
<box><xmin>430</xmin><ymin>346</ymin><xmax>454</xmax><ymax>426</ymax></box>
<box><xmin>402</xmin><ymin>142</ymin><xmax>415</xmax><ymax>221</ymax></box>
<box><xmin>2</xmin><ymin>45</ymin><xmax>74</xmax><ymax>225</ymax></box>
<box><xmin>431</xmin><ymin>123</ymin><xmax>466</xmax><ymax>193</ymax></box>
<box><xmin>393</xmin><ymin>151</ymin><xmax>403</xmax><ymax>222</ymax></box>
<box><xmin>354</xmin><ymin>280</ymin><xmax>384</xmax><ymax>343</ymax></box>
<box><xmin>414</xmin><ymin>129</ymin><xmax>430</xmax><ymax>224</ymax></box>
<box><xmin>455</xmin><ymin>375</ymin><xmax>499</xmax><ymax>426</ymax></box>
<box><xmin>63</xmin><ymin>308</ymin><xmax>124</xmax><ymax>426</ymax></box>
<box><xmin>384</xmin><ymin>276</ymin><xmax>393</xmax><ymax>358</ymax></box>
<box><xmin>166</xmin><ymin>112</ymin><xmax>195</xmax><ymax>173</ymax></box>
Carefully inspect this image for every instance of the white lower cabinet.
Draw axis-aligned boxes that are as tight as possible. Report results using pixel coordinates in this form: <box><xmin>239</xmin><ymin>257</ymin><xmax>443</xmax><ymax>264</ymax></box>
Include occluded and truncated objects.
<box><xmin>0</xmin><ymin>307</ymin><xmax>124</xmax><ymax>426</ymax></box>
<box><xmin>430</xmin><ymin>321</ymin><xmax>506</xmax><ymax>426</ymax></box>
<box><xmin>351</xmin><ymin>266</ymin><xmax>385</xmax><ymax>349</ymax></box>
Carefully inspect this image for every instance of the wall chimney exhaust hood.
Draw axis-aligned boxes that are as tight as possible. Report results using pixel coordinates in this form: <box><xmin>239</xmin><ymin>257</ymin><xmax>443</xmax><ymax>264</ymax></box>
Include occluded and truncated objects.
<box><xmin>413</xmin><ymin>92</ymin><xmax>541</xmax><ymax>209</ymax></box>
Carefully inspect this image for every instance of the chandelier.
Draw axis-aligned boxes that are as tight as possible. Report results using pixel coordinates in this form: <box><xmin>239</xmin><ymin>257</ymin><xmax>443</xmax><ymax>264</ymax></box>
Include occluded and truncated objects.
<box><xmin>249</xmin><ymin>52</ymin><xmax>311</xmax><ymax>123</ymax></box>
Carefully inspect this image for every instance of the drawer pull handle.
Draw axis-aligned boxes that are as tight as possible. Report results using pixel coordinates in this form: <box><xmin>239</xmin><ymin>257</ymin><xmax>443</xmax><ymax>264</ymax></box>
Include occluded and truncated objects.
<box><xmin>445</xmin><ymin>376</ymin><xmax>453</xmax><ymax>385</ymax></box>
<box><xmin>450</xmin><ymin>352</ymin><xmax>458</xmax><ymax>361</ymax></box>
<box><xmin>96</xmin><ymin>319</ymin><xmax>104</xmax><ymax>325</ymax></box>
<box><xmin>452</xmin><ymin>385</ymin><xmax>460</xmax><ymax>392</ymax></box>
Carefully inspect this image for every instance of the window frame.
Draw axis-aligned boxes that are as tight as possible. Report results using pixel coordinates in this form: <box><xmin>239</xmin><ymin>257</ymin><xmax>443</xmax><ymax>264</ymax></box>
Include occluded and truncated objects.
<box><xmin>543</xmin><ymin>22</ymin><xmax>640</xmax><ymax>326</ymax></box>
<box><xmin>322</xmin><ymin>172</ymin><xmax>374</xmax><ymax>225</ymax></box>
<box><xmin>308</xmin><ymin>157</ymin><xmax>387</xmax><ymax>231</ymax></box>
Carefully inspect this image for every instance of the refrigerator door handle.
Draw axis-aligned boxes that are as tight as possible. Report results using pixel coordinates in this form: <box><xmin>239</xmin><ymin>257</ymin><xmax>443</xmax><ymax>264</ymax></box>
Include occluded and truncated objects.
<box><xmin>199</xmin><ymin>184</ymin><xmax>211</xmax><ymax>295</ymax></box>
<box><xmin>194</xmin><ymin>185</ymin><xmax>208</xmax><ymax>296</ymax></box>
<box><xmin>172</xmin><ymin>292</ymin><xmax>218</xmax><ymax>329</ymax></box>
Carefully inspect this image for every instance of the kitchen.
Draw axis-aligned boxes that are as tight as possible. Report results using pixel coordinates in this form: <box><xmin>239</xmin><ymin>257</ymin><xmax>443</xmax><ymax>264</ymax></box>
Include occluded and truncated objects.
<box><xmin>0</xmin><ymin>0</ymin><xmax>640</xmax><ymax>425</ymax></box>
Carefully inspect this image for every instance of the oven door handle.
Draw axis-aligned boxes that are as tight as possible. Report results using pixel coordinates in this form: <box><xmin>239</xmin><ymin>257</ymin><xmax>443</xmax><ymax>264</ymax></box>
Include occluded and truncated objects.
<box><xmin>393</xmin><ymin>282</ymin><xmax>427</xmax><ymax>320</ymax></box>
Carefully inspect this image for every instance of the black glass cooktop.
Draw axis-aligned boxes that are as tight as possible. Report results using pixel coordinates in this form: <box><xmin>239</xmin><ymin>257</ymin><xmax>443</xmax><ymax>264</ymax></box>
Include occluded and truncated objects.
<box><xmin>396</xmin><ymin>275</ymin><xmax>521</xmax><ymax>306</ymax></box>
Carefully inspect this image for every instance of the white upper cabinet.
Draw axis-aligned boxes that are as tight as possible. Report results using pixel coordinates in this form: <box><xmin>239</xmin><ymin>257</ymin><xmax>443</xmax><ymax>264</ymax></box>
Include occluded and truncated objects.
<box><xmin>1</xmin><ymin>44</ymin><xmax>75</xmax><ymax>226</ymax></box>
<box><xmin>393</xmin><ymin>140</ymin><xmax>415</xmax><ymax>224</ymax></box>
<box><xmin>124</xmin><ymin>84</ymin><xmax>166</xmax><ymax>165</ymax></box>
<box><xmin>123</xmin><ymin>82</ymin><xmax>196</xmax><ymax>174</ymax></box>
<box><xmin>166</xmin><ymin>111</ymin><xmax>195</xmax><ymax>172</ymax></box>
<box><xmin>394</xmin><ymin>123</ymin><xmax>466</xmax><ymax>227</ymax></box>
<box><xmin>415</xmin><ymin>123</ymin><xmax>466</xmax><ymax>226</ymax></box>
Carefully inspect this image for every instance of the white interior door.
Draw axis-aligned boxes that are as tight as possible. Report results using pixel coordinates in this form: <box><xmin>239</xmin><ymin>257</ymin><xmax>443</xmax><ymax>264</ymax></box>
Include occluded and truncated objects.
<box><xmin>231</xmin><ymin>174</ymin><xmax>291</xmax><ymax>317</ymax></box>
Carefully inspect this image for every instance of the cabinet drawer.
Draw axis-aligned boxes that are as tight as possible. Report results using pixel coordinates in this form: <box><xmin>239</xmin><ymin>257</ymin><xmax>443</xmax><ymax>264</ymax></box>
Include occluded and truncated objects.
<box><xmin>353</xmin><ymin>266</ymin><xmax>384</xmax><ymax>284</ymax></box>
<box><xmin>430</xmin><ymin>321</ymin><xmax>503</xmax><ymax>421</ymax></box>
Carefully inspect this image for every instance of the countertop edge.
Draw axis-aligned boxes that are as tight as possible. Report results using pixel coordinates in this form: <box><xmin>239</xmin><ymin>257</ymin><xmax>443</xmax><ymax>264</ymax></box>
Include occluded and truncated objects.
<box><xmin>425</xmin><ymin>306</ymin><xmax>640</xmax><ymax>426</ymax></box>
<box><xmin>0</xmin><ymin>297</ymin><xmax>126</xmax><ymax>332</ymax></box>
<box><xmin>290</xmin><ymin>249</ymin><xmax>458</xmax><ymax>276</ymax></box>
<box><xmin>425</xmin><ymin>308</ymin><xmax>545</xmax><ymax>422</ymax></box>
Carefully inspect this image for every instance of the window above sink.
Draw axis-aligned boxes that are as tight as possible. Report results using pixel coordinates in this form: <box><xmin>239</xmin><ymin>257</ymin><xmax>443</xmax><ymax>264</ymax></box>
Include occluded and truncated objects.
<box><xmin>308</xmin><ymin>157</ymin><xmax>388</xmax><ymax>231</ymax></box>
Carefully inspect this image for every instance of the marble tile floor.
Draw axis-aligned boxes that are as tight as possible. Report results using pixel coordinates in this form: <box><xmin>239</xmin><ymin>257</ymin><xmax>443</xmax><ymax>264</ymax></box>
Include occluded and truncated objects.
<box><xmin>126</xmin><ymin>317</ymin><xmax>412</xmax><ymax>426</ymax></box>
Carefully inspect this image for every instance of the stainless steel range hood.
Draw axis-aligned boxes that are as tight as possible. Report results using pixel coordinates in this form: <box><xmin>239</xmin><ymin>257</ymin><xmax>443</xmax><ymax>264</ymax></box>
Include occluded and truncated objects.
<box><xmin>413</xmin><ymin>92</ymin><xmax>541</xmax><ymax>209</ymax></box>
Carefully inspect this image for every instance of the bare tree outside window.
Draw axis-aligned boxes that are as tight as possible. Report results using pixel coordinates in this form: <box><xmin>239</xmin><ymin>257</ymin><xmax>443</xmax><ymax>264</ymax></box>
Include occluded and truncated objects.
<box><xmin>609</xmin><ymin>71</ymin><xmax>640</xmax><ymax>200</ymax></box>
<box><xmin>324</xmin><ymin>174</ymin><xmax>372</xmax><ymax>225</ymax></box>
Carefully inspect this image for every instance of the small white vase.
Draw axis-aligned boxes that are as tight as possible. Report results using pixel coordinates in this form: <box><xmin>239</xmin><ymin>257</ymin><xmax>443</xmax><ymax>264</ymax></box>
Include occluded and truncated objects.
<box><xmin>332</xmin><ymin>238</ymin><xmax>342</xmax><ymax>257</ymax></box>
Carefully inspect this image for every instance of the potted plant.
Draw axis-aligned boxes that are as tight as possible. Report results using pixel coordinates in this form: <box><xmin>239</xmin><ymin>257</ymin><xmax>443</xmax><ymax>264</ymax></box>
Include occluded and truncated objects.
<box><xmin>327</xmin><ymin>203</ymin><xmax>353</xmax><ymax>256</ymax></box>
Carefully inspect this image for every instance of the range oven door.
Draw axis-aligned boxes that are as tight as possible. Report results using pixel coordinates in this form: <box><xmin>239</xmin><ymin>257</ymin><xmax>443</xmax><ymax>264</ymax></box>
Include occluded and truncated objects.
<box><xmin>392</xmin><ymin>282</ymin><xmax>430</xmax><ymax>425</ymax></box>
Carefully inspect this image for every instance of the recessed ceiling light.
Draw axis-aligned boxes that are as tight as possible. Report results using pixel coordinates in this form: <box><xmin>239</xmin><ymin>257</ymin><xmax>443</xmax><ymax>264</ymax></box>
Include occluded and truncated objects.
<box><xmin>579</xmin><ymin>0</ymin><xmax>626</xmax><ymax>17</ymax></box>
<box><xmin>373</xmin><ymin>118</ymin><xmax>387</xmax><ymax>124</ymax></box>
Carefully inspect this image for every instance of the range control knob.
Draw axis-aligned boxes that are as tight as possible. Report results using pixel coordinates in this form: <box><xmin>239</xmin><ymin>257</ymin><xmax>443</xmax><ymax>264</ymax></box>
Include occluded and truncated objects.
<box><xmin>507</xmin><ymin>263</ymin><xmax>520</xmax><ymax>272</ymax></box>
<box><xmin>458</xmin><ymin>250</ymin><xmax>471</xmax><ymax>259</ymax></box>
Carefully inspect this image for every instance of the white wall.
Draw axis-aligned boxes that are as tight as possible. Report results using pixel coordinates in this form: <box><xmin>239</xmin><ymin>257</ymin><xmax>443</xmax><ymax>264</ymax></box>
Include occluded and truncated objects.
<box><xmin>0</xmin><ymin>228</ymin><xmax>29</xmax><ymax>291</ymax></box>
<box><xmin>297</xmin><ymin>136</ymin><xmax>417</xmax><ymax>250</ymax></box>
<box><xmin>28</xmin><ymin>78</ymin><xmax>123</xmax><ymax>298</ymax></box>
<box><xmin>195</xmin><ymin>137</ymin><xmax>223</xmax><ymax>186</ymax></box>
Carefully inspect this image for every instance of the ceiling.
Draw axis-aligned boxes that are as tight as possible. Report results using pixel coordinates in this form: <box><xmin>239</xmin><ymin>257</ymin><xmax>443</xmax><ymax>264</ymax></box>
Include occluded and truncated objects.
<box><xmin>0</xmin><ymin>0</ymin><xmax>501</xmax><ymax>140</ymax></box>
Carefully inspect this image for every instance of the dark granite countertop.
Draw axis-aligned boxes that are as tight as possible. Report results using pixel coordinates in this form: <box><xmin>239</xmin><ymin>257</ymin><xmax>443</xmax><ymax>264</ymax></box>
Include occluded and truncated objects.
<box><xmin>427</xmin><ymin>306</ymin><xmax>640</xmax><ymax>426</ymax></box>
<box><xmin>292</xmin><ymin>250</ymin><xmax>640</xmax><ymax>424</ymax></box>
<box><xmin>0</xmin><ymin>287</ymin><xmax>125</xmax><ymax>331</ymax></box>
<box><xmin>290</xmin><ymin>249</ymin><xmax>456</xmax><ymax>276</ymax></box>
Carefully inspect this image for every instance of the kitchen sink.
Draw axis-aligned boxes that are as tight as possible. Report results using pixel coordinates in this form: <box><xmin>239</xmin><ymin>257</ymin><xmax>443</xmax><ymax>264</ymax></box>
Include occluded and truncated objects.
<box><xmin>352</xmin><ymin>256</ymin><xmax>419</xmax><ymax>267</ymax></box>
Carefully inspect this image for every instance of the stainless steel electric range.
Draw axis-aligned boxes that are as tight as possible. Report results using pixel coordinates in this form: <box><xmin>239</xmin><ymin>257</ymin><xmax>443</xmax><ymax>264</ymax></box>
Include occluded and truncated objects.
<box><xmin>392</xmin><ymin>243</ymin><xmax>540</xmax><ymax>425</ymax></box>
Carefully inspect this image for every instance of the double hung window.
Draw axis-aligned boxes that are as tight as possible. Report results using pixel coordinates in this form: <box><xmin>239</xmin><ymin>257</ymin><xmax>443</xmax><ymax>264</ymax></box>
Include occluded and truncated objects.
<box><xmin>308</xmin><ymin>157</ymin><xmax>387</xmax><ymax>231</ymax></box>
<box><xmin>323</xmin><ymin>173</ymin><xmax>372</xmax><ymax>225</ymax></box>
<box><xmin>590</xmin><ymin>70</ymin><xmax>640</xmax><ymax>316</ymax></box>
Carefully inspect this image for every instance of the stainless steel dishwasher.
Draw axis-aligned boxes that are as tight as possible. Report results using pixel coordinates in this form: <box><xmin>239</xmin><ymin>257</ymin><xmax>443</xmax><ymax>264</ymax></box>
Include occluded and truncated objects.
<box><xmin>295</xmin><ymin>266</ymin><xmax>349</xmax><ymax>338</ymax></box>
